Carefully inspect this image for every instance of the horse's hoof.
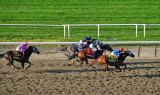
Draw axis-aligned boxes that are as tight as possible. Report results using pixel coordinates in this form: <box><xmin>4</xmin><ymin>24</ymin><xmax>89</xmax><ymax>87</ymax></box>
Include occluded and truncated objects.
<box><xmin>92</xmin><ymin>66</ymin><xmax>96</xmax><ymax>69</ymax></box>
<box><xmin>116</xmin><ymin>70</ymin><xmax>122</xmax><ymax>72</ymax></box>
<box><xmin>7</xmin><ymin>64</ymin><xmax>11</xmax><ymax>66</ymax></box>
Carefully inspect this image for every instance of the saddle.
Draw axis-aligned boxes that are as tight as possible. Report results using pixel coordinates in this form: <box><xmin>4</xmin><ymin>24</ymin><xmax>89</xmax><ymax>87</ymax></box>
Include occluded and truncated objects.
<box><xmin>13</xmin><ymin>51</ymin><xmax>23</xmax><ymax>59</ymax></box>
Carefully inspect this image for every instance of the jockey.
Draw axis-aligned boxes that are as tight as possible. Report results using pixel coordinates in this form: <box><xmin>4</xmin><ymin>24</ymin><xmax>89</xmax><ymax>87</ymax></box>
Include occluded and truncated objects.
<box><xmin>78</xmin><ymin>36</ymin><xmax>92</xmax><ymax>51</ymax></box>
<box><xmin>111</xmin><ymin>48</ymin><xmax>124</xmax><ymax>60</ymax></box>
<box><xmin>16</xmin><ymin>42</ymin><xmax>28</xmax><ymax>57</ymax></box>
<box><xmin>89</xmin><ymin>39</ymin><xmax>102</xmax><ymax>56</ymax></box>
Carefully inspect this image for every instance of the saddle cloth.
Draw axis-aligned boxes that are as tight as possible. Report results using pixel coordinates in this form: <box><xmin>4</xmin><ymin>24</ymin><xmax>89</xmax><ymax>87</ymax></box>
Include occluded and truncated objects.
<box><xmin>107</xmin><ymin>55</ymin><xmax>115</xmax><ymax>62</ymax></box>
<box><xmin>86</xmin><ymin>48</ymin><xmax>93</xmax><ymax>56</ymax></box>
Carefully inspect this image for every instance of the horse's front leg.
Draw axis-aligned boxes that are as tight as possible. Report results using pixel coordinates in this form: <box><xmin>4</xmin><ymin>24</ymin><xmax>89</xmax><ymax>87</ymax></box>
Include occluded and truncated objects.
<box><xmin>121</xmin><ymin>63</ymin><xmax>126</xmax><ymax>72</ymax></box>
<box><xmin>26</xmin><ymin>61</ymin><xmax>31</xmax><ymax>69</ymax></box>
<box><xmin>21</xmin><ymin>62</ymin><xmax>25</xmax><ymax>69</ymax></box>
<box><xmin>115</xmin><ymin>65</ymin><xmax>122</xmax><ymax>72</ymax></box>
<box><xmin>80</xmin><ymin>59</ymin><xmax>83</xmax><ymax>70</ymax></box>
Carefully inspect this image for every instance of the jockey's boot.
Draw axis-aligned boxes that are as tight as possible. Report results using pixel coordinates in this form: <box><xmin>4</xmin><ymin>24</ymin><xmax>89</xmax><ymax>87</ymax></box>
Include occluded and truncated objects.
<box><xmin>18</xmin><ymin>52</ymin><xmax>23</xmax><ymax>58</ymax></box>
<box><xmin>92</xmin><ymin>51</ymin><xmax>96</xmax><ymax>59</ymax></box>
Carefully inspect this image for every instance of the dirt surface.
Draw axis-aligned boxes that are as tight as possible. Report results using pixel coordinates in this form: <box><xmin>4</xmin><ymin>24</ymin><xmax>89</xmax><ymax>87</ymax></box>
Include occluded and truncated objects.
<box><xmin>0</xmin><ymin>45</ymin><xmax>160</xmax><ymax>95</ymax></box>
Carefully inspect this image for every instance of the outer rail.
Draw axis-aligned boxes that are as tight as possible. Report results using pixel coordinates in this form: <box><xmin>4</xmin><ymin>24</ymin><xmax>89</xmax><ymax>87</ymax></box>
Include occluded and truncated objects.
<box><xmin>1</xmin><ymin>41</ymin><xmax>160</xmax><ymax>45</ymax></box>
<box><xmin>0</xmin><ymin>41</ymin><xmax>160</xmax><ymax>57</ymax></box>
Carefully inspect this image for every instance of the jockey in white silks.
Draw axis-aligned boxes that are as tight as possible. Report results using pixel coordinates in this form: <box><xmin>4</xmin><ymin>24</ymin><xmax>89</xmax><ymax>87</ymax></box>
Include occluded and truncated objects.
<box><xmin>89</xmin><ymin>39</ymin><xmax>102</xmax><ymax>56</ymax></box>
<box><xmin>78</xmin><ymin>36</ymin><xmax>92</xmax><ymax>51</ymax></box>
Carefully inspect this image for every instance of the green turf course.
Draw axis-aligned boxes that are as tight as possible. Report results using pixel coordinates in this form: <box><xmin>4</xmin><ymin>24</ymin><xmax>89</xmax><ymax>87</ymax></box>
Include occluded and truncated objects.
<box><xmin>0</xmin><ymin>0</ymin><xmax>160</xmax><ymax>42</ymax></box>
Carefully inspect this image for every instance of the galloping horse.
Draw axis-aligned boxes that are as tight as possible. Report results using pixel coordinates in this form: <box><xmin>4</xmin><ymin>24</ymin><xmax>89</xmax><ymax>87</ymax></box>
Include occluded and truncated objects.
<box><xmin>0</xmin><ymin>46</ymin><xmax>40</xmax><ymax>70</ymax></box>
<box><xmin>60</xmin><ymin>44</ymin><xmax>79</xmax><ymax>59</ymax></box>
<box><xmin>60</xmin><ymin>40</ymin><xmax>94</xmax><ymax>61</ymax></box>
<box><xmin>78</xmin><ymin>44</ymin><xmax>113</xmax><ymax>69</ymax></box>
<box><xmin>88</xmin><ymin>50</ymin><xmax>135</xmax><ymax>72</ymax></box>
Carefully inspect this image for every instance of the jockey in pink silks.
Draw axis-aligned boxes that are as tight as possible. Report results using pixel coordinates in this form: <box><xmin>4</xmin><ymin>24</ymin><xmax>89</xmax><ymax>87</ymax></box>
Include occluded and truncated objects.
<box><xmin>16</xmin><ymin>42</ymin><xmax>28</xmax><ymax>57</ymax></box>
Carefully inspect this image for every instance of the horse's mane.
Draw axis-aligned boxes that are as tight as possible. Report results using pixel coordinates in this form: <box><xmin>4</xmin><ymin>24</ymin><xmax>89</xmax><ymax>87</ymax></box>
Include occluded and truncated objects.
<box><xmin>25</xmin><ymin>46</ymin><xmax>33</xmax><ymax>52</ymax></box>
<box><xmin>119</xmin><ymin>50</ymin><xmax>130</xmax><ymax>58</ymax></box>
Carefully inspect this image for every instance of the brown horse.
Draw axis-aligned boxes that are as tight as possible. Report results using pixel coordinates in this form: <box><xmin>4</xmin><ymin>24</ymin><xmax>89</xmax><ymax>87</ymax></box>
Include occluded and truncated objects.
<box><xmin>88</xmin><ymin>50</ymin><xmax>135</xmax><ymax>72</ymax></box>
<box><xmin>78</xmin><ymin>44</ymin><xmax>113</xmax><ymax>69</ymax></box>
<box><xmin>0</xmin><ymin>46</ymin><xmax>40</xmax><ymax>70</ymax></box>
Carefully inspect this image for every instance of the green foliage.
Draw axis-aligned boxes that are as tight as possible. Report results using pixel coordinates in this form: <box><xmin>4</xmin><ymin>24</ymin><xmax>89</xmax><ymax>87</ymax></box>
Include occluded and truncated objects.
<box><xmin>0</xmin><ymin>0</ymin><xmax>160</xmax><ymax>42</ymax></box>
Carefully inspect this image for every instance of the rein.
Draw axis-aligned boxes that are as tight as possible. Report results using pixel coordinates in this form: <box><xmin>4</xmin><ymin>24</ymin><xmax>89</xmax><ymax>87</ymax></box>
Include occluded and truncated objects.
<box><xmin>18</xmin><ymin>53</ymin><xmax>24</xmax><ymax>61</ymax></box>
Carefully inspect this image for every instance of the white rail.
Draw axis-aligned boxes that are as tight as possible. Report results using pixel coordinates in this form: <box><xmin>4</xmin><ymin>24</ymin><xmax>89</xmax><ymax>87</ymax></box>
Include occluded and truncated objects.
<box><xmin>0</xmin><ymin>24</ymin><xmax>160</xmax><ymax>38</ymax></box>
<box><xmin>0</xmin><ymin>41</ymin><xmax>160</xmax><ymax>58</ymax></box>
<box><xmin>1</xmin><ymin>41</ymin><xmax>160</xmax><ymax>45</ymax></box>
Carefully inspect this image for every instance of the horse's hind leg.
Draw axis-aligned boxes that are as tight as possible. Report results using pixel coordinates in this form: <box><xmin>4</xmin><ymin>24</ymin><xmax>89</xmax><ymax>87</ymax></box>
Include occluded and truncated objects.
<box><xmin>26</xmin><ymin>61</ymin><xmax>31</xmax><ymax>69</ymax></box>
<box><xmin>88</xmin><ymin>59</ymin><xmax>97</xmax><ymax>69</ymax></box>
<box><xmin>103</xmin><ymin>64</ymin><xmax>109</xmax><ymax>71</ymax></box>
<box><xmin>8</xmin><ymin>55</ymin><xmax>13</xmax><ymax>66</ymax></box>
<box><xmin>8</xmin><ymin>55</ymin><xmax>18</xmax><ymax>70</ymax></box>
<box><xmin>4</xmin><ymin>56</ymin><xmax>11</xmax><ymax>66</ymax></box>
<box><xmin>80</xmin><ymin>59</ymin><xmax>84</xmax><ymax>70</ymax></box>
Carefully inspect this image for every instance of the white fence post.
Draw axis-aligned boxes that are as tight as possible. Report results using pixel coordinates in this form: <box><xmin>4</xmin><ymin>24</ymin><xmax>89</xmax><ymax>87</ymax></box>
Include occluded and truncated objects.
<box><xmin>68</xmin><ymin>25</ymin><xmax>70</xmax><ymax>38</ymax></box>
<box><xmin>136</xmin><ymin>24</ymin><xmax>138</xmax><ymax>37</ymax></box>
<box><xmin>98</xmin><ymin>24</ymin><xmax>100</xmax><ymax>38</ymax></box>
<box><xmin>64</xmin><ymin>25</ymin><xmax>65</xmax><ymax>38</ymax></box>
<box><xmin>144</xmin><ymin>24</ymin><xmax>146</xmax><ymax>38</ymax></box>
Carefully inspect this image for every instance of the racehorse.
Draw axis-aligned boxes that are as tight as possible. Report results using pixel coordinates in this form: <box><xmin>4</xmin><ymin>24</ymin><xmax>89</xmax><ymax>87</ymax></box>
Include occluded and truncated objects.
<box><xmin>60</xmin><ymin>44</ymin><xmax>79</xmax><ymax>59</ymax></box>
<box><xmin>59</xmin><ymin>39</ymin><xmax>100</xmax><ymax>62</ymax></box>
<box><xmin>78</xmin><ymin>44</ymin><xmax>113</xmax><ymax>69</ymax></box>
<box><xmin>88</xmin><ymin>50</ymin><xmax>135</xmax><ymax>72</ymax></box>
<box><xmin>0</xmin><ymin>46</ymin><xmax>40</xmax><ymax>70</ymax></box>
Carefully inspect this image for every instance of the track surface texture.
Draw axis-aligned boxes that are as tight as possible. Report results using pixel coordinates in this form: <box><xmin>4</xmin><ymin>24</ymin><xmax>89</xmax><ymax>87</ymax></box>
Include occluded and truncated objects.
<box><xmin>0</xmin><ymin>45</ymin><xmax>160</xmax><ymax>95</ymax></box>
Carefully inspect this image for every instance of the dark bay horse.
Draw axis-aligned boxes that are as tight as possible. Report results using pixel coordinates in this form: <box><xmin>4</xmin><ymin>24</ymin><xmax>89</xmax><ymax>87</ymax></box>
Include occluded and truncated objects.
<box><xmin>78</xmin><ymin>44</ymin><xmax>113</xmax><ymax>69</ymax></box>
<box><xmin>0</xmin><ymin>46</ymin><xmax>40</xmax><ymax>70</ymax></box>
<box><xmin>88</xmin><ymin>50</ymin><xmax>135</xmax><ymax>72</ymax></box>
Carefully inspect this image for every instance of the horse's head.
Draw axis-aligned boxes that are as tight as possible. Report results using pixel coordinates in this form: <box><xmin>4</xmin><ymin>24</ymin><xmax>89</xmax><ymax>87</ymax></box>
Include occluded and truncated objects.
<box><xmin>100</xmin><ymin>44</ymin><xmax>113</xmax><ymax>52</ymax></box>
<box><xmin>28</xmin><ymin>46</ymin><xmax>40</xmax><ymax>54</ymax></box>
<box><xmin>123</xmin><ymin>50</ymin><xmax>135</xmax><ymax>58</ymax></box>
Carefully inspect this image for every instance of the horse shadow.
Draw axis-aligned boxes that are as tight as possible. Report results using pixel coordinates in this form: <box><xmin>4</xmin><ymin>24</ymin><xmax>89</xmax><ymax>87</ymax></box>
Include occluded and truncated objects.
<box><xmin>126</xmin><ymin>61</ymin><xmax>160</xmax><ymax>65</ymax></box>
<box><xmin>125</xmin><ymin>61</ymin><xmax>160</xmax><ymax>71</ymax></box>
<box><xmin>121</xmin><ymin>73</ymin><xmax>160</xmax><ymax>78</ymax></box>
<box><xmin>34</xmin><ymin>69</ymin><xmax>106</xmax><ymax>74</ymax></box>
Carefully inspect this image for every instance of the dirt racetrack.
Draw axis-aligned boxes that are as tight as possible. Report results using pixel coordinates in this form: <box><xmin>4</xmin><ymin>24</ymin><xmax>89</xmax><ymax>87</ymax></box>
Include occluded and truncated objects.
<box><xmin>0</xmin><ymin>45</ymin><xmax>160</xmax><ymax>95</ymax></box>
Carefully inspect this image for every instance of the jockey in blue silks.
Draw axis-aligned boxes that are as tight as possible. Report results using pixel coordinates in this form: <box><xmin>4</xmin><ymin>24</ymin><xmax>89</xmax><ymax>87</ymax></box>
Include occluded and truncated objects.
<box><xmin>111</xmin><ymin>48</ymin><xmax>124</xmax><ymax>59</ymax></box>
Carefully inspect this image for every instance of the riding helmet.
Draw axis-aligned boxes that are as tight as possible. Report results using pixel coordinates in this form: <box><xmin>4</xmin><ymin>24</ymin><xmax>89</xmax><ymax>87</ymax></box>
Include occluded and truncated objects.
<box><xmin>24</xmin><ymin>42</ymin><xmax>28</xmax><ymax>46</ymax></box>
<box><xmin>120</xmin><ymin>48</ymin><xmax>123</xmax><ymax>51</ymax></box>
<box><xmin>88</xmin><ymin>36</ymin><xmax>91</xmax><ymax>40</ymax></box>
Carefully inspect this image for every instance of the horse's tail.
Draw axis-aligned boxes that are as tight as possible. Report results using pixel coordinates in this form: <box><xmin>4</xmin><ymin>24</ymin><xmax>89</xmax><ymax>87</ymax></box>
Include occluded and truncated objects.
<box><xmin>0</xmin><ymin>54</ymin><xmax>4</xmax><ymax>59</ymax></box>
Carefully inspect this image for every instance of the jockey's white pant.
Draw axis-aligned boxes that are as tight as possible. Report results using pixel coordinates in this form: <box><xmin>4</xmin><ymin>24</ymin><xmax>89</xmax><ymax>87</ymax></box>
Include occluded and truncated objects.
<box><xmin>16</xmin><ymin>46</ymin><xmax>19</xmax><ymax>51</ymax></box>
<box><xmin>89</xmin><ymin>44</ymin><xmax>97</xmax><ymax>53</ymax></box>
<box><xmin>111</xmin><ymin>52</ymin><xmax>119</xmax><ymax>58</ymax></box>
<box><xmin>79</xmin><ymin>40</ymin><xmax>87</xmax><ymax>45</ymax></box>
